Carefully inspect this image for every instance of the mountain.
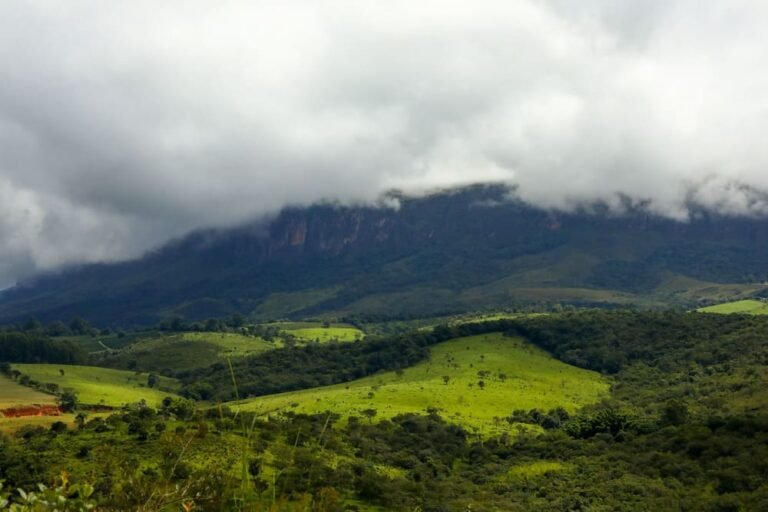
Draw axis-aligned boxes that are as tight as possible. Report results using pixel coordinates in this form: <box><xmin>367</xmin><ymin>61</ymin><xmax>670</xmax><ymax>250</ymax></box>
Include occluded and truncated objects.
<box><xmin>2</xmin><ymin>184</ymin><xmax>768</xmax><ymax>326</ymax></box>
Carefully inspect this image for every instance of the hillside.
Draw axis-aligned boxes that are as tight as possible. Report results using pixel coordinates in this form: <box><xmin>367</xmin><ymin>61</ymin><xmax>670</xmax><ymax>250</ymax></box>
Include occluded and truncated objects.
<box><xmin>699</xmin><ymin>299</ymin><xmax>768</xmax><ymax>315</ymax></box>
<box><xmin>12</xmin><ymin>364</ymin><xmax>179</xmax><ymax>407</ymax></box>
<box><xmin>2</xmin><ymin>185</ymin><xmax>768</xmax><ymax>326</ymax></box>
<box><xmin>239</xmin><ymin>333</ymin><xmax>609</xmax><ymax>435</ymax></box>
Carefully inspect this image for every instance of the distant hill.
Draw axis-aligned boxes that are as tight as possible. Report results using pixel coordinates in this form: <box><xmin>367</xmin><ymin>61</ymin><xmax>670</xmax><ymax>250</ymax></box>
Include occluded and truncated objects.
<box><xmin>698</xmin><ymin>299</ymin><xmax>768</xmax><ymax>315</ymax></box>
<box><xmin>2</xmin><ymin>184</ymin><xmax>768</xmax><ymax>326</ymax></box>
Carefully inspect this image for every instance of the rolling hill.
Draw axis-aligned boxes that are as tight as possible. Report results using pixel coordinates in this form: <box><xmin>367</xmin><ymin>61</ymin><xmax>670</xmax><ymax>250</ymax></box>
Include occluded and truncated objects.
<box><xmin>12</xmin><ymin>364</ymin><xmax>180</xmax><ymax>407</ymax></box>
<box><xmin>237</xmin><ymin>333</ymin><xmax>609</xmax><ymax>435</ymax></box>
<box><xmin>2</xmin><ymin>184</ymin><xmax>768</xmax><ymax>326</ymax></box>
<box><xmin>698</xmin><ymin>299</ymin><xmax>768</xmax><ymax>315</ymax></box>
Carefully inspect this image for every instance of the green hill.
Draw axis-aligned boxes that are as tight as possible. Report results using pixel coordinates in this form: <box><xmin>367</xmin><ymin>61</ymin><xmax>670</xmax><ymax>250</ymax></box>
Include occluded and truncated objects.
<box><xmin>268</xmin><ymin>322</ymin><xmax>364</xmax><ymax>343</ymax></box>
<box><xmin>698</xmin><ymin>299</ymin><xmax>768</xmax><ymax>315</ymax></box>
<box><xmin>4</xmin><ymin>186</ymin><xmax>768</xmax><ymax>325</ymax></box>
<box><xmin>12</xmin><ymin>364</ymin><xmax>180</xmax><ymax>407</ymax></box>
<box><xmin>92</xmin><ymin>332</ymin><xmax>276</xmax><ymax>373</ymax></box>
<box><xmin>237</xmin><ymin>333</ymin><xmax>609</xmax><ymax>435</ymax></box>
<box><xmin>0</xmin><ymin>376</ymin><xmax>57</xmax><ymax>409</ymax></box>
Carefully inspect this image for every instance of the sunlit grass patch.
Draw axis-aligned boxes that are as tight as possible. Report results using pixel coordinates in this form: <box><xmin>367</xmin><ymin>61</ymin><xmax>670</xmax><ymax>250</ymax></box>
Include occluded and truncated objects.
<box><xmin>698</xmin><ymin>299</ymin><xmax>768</xmax><ymax>315</ymax></box>
<box><xmin>238</xmin><ymin>333</ymin><xmax>609</xmax><ymax>435</ymax></box>
<box><xmin>13</xmin><ymin>364</ymin><xmax>180</xmax><ymax>407</ymax></box>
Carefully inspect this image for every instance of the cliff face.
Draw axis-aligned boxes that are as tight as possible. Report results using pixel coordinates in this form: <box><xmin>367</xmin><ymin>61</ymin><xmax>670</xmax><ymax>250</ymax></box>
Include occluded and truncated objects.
<box><xmin>2</xmin><ymin>185</ymin><xmax>768</xmax><ymax>325</ymax></box>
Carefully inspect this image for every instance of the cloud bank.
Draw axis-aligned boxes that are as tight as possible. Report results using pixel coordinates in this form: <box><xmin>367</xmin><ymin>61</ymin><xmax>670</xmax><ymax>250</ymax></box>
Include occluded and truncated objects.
<box><xmin>2</xmin><ymin>0</ymin><xmax>768</xmax><ymax>286</ymax></box>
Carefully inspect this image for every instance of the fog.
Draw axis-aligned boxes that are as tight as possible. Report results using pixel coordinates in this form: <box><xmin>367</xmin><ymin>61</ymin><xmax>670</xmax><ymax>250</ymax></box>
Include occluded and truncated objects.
<box><xmin>2</xmin><ymin>1</ymin><xmax>768</xmax><ymax>286</ymax></box>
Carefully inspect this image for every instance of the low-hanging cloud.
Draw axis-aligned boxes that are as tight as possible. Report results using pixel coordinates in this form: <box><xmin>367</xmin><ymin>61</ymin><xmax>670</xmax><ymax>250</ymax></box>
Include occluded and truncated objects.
<box><xmin>2</xmin><ymin>0</ymin><xmax>768</xmax><ymax>287</ymax></box>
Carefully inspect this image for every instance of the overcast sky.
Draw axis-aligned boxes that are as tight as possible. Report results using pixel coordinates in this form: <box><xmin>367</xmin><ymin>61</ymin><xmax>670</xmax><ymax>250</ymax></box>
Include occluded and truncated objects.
<box><xmin>2</xmin><ymin>0</ymin><xmax>768</xmax><ymax>287</ymax></box>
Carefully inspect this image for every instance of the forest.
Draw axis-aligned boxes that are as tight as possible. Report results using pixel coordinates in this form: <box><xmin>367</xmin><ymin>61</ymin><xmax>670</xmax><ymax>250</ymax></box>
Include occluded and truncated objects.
<box><xmin>0</xmin><ymin>309</ymin><xmax>766</xmax><ymax>510</ymax></box>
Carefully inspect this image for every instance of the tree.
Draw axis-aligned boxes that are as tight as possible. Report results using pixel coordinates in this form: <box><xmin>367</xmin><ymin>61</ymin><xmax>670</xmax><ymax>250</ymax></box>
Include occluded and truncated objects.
<box><xmin>147</xmin><ymin>373</ymin><xmax>158</xmax><ymax>389</ymax></box>
<box><xmin>58</xmin><ymin>390</ymin><xmax>79</xmax><ymax>412</ymax></box>
<box><xmin>75</xmin><ymin>412</ymin><xmax>89</xmax><ymax>429</ymax></box>
<box><xmin>69</xmin><ymin>317</ymin><xmax>93</xmax><ymax>335</ymax></box>
<box><xmin>442</xmin><ymin>375</ymin><xmax>451</xmax><ymax>385</ymax></box>
<box><xmin>361</xmin><ymin>408</ymin><xmax>378</xmax><ymax>424</ymax></box>
<box><xmin>23</xmin><ymin>317</ymin><xmax>42</xmax><ymax>332</ymax></box>
<box><xmin>661</xmin><ymin>400</ymin><xmax>689</xmax><ymax>426</ymax></box>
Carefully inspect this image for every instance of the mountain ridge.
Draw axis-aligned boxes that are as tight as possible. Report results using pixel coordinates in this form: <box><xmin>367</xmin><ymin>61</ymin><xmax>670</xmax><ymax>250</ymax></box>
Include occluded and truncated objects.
<box><xmin>2</xmin><ymin>184</ymin><xmax>768</xmax><ymax>326</ymax></box>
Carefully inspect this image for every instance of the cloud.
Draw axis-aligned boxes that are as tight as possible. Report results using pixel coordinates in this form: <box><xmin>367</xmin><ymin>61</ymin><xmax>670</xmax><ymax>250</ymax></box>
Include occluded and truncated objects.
<box><xmin>2</xmin><ymin>0</ymin><xmax>768</xmax><ymax>286</ymax></box>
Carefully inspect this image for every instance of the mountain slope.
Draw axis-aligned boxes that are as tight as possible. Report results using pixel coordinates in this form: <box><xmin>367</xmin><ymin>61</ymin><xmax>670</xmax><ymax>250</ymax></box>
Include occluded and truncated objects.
<box><xmin>2</xmin><ymin>184</ymin><xmax>768</xmax><ymax>325</ymax></box>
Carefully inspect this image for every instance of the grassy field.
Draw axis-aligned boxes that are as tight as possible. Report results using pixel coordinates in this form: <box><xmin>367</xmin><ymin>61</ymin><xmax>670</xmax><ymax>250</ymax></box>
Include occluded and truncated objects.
<box><xmin>12</xmin><ymin>365</ymin><xmax>179</xmax><ymax>407</ymax></box>
<box><xmin>0</xmin><ymin>413</ymin><xmax>73</xmax><ymax>433</ymax></box>
<box><xmin>95</xmin><ymin>332</ymin><xmax>276</xmax><ymax>372</ymax></box>
<box><xmin>698</xmin><ymin>299</ymin><xmax>768</xmax><ymax>315</ymax></box>
<box><xmin>266</xmin><ymin>322</ymin><xmax>365</xmax><ymax>343</ymax></box>
<box><xmin>60</xmin><ymin>332</ymin><xmax>146</xmax><ymax>353</ymax></box>
<box><xmin>0</xmin><ymin>376</ymin><xmax>57</xmax><ymax>408</ymax></box>
<box><xmin>237</xmin><ymin>333</ymin><xmax>609</xmax><ymax>435</ymax></box>
<box><xmin>179</xmin><ymin>332</ymin><xmax>276</xmax><ymax>356</ymax></box>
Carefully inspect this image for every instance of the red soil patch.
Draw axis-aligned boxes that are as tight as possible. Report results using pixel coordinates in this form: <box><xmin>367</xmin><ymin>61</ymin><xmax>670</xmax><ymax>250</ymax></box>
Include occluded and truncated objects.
<box><xmin>0</xmin><ymin>405</ymin><xmax>62</xmax><ymax>418</ymax></box>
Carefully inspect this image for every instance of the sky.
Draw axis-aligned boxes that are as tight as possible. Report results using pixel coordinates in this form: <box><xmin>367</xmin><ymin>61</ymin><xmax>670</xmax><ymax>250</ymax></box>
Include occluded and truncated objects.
<box><xmin>2</xmin><ymin>0</ymin><xmax>768</xmax><ymax>287</ymax></box>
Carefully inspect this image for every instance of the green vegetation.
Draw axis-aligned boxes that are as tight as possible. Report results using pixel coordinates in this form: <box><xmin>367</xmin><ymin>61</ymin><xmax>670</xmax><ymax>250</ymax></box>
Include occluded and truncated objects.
<box><xmin>92</xmin><ymin>332</ymin><xmax>275</xmax><ymax>374</ymax></box>
<box><xmin>699</xmin><ymin>298</ymin><xmax>768</xmax><ymax>315</ymax></box>
<box><xmin>0</xmin><ymin>331</ymin><xmax>85</xmax><ymax>365</ymax></box>
<box><xmin>180</xmin><ymin>319</ymin><xmax>520</xmax><ymax>400</ymax></box>
<box><xmin>262</xmin><ymin>321</ymin><xmax>364</xmax><ymax>343</ymax></box>
<box><xmin>12</xmin><ymin>364</ymin><xmax>179</xmax><ymax>407</ymax></box>
<box><xmin>1</xmin><ymin>310</ymin><xmax>768</xmax><ymax>510</ymax></box>
<box><xmin>240</xmin><ymin>333</ymin><xmax>609</xmax><ymax>434</ymax></box>
<box><xmin>252</xmin><ymin>287</ymin><xmax>341</xmax><ymax>319</ymax></box>
<box><xmin>0</xmin><ymin>377</ymin><xmax>56</xmax><ymax>409</ymax></box>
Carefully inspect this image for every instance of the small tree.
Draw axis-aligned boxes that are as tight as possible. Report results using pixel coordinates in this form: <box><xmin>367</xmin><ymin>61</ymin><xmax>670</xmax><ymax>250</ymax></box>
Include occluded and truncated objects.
<box><xmin>75</xmin><ymin>412</ymin><xmax>89</xmax><ymax>429</ymax></box>
<box><xmin>442</xmin><ymin>375</ymin><xmax>451</xmax><ymax>385</ymax></box>
<box><xmin>361</xmin><ymin>408</ymin><xmax>377</xmax><ymax>424</ymax></box>
<box><xmin>147</xmin><ymin>373</ymin><xmax>159</xmax><ymax>389</ymax></box>
<box><xmin>58</xmin><ymin>390</ymin><xmax>79</xmax><ymax>412</ymax></box>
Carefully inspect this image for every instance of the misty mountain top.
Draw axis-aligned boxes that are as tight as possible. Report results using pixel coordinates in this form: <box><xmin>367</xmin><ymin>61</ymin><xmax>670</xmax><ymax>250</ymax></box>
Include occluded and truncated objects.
<box><xmin>2</xmin><ymin>1</ymin><xmax>768</xmax><ymax>287</ymax></box>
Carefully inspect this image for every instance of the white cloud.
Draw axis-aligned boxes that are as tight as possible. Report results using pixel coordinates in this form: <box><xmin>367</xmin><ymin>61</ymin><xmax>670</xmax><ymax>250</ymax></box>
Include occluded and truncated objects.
<box><xmin>1</xmin><ymin>0</ymin><xmax>768</xmax><ymax>285</ymax></box>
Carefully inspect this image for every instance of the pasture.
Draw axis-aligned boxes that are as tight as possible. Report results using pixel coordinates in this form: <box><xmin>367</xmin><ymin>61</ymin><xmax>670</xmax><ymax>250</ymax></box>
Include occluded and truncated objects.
<box><xmin>12</xmin><ymin>365</ymin><xmax>179</xmax><ymax>407</ymax></box>
<box><xmin>95</xmin><ymin>332</ymin><xmax>276</xmax><ymax>372</ymax></box>
<box><xmin>698</xmin><ymin>299</ymin><xmax>768</xmax><ymax>315</ymax></box>
<box><xmin>0</xmin><ymin>376</ymin><xmax>56</xmax><ymax>409</ymax></box>
<box><xmin>237</xmin><ymin>333</ymin><xmax>609</xmax><ymax>435</ymax></box>
<box><xmin>267</xmin><ymin>321</ymin><xmax>365</xmax><ymax>343</ymax></box>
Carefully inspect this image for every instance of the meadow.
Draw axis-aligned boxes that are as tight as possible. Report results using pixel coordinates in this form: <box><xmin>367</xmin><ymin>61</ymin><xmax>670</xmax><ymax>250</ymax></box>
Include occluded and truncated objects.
<box><xmin>238</xmin><ymin>333</ymin><xmax>609</xmax><ymax>435</ymax></box>
<box><xmin>12</xmin><ymin>364</ymin><xmax>179</xmax><ymax>407</ymax></box>
<box><xmin>268</xmin><ymin>321</ymin><xmax>364</xmax><ymax>343</ymax></box>
<box><xmin>698</xmin><ymin>299</ymin><xmax>768</xmax><ymax>315</ymax></box>
<box><xmin>0</xmin><ymin>376</ymin><xmax>56</xmax><ymax>409</ymax></box>
<box><xmin>94</xmin><ymin>332</ymin><xmax>276</xmax><ymax>372</ymax></box>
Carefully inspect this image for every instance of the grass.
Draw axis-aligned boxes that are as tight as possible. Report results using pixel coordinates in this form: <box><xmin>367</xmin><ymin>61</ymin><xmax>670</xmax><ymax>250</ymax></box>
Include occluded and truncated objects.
<box><xmin>12</xmin><ymin>364</ymin><xmax>180</xmax><ymax>407</ymax></box>
<box><xmin>0</xmin><ymin>414</ymin><xmax>74</xmax><ymax>433</ymax></box>
<box><xmin>59</xmin><ymin>332</ymin><xmax>145</xmax><ymax>353</ymax></box>
<box><xmin>506</xmin><ymin>460</ymin><xmax>568</xmax><ymax>479</ymax></box>
<box><xmin>237</xmin><ymin>333</ymin><xmax>609</xmax><ymax>435</ymax></box>
<box><xmin>265</xmin><ymin>322</ymin><xmax>365</xmax><ymax>343</ymax></box>
<box><xmin>96</xmin><ymin>332</ymin><xmax>276</xmax><ymax>372</ymax></box>
<box><xmin>252</xmin><ymin>287</ymin><xmax>341</xmax><ymax>320</ymax></box>
<box><xmin>0</xmin><ymin>376</ymin><xmax>56</xmax><ymax>408</ymax></box>
<box><xmin>288</xmin><ymin>327</ymin><xmax>363</xmax><ymax>343</ymax></box>
<box><xmin>179</xmin><ymin>332</ymin><xmax>276</xmax><ymax>356</ymax></box>
<box><xmin>698</xmin><ymin>299</ymin><xmax>768</xmax><ymax>315</ymax></box>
